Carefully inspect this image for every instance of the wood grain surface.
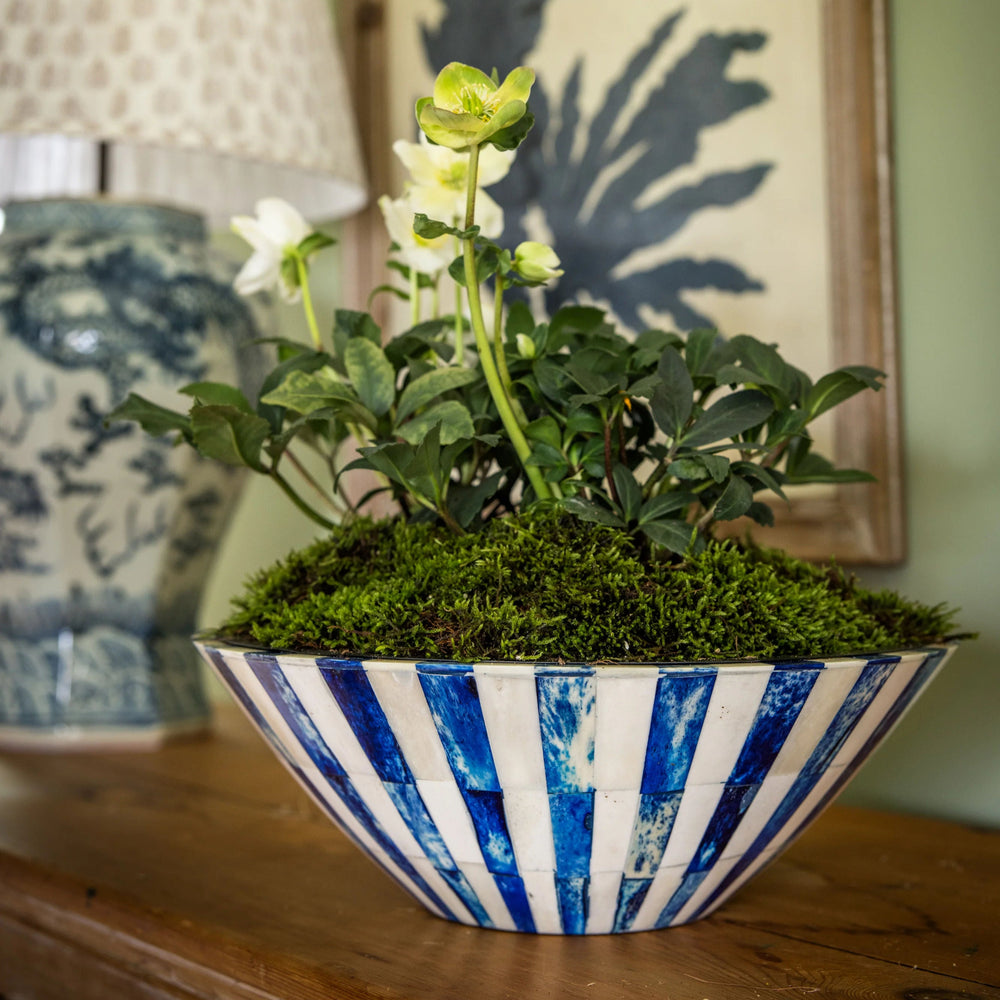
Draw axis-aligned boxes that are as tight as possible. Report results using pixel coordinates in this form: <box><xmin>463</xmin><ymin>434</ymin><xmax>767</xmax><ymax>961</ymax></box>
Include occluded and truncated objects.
<box><xmin>0</xmin><ymin>702</ymin><xmax>996</xmax><ymax>1000</ymax></box>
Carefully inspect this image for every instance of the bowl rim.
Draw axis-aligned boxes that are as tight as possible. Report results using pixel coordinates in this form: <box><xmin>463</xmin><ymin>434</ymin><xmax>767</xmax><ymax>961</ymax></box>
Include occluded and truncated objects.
<box><xmin>195</xmin><ymin>634</ymin><xmax>960</xmax><ymax>674</ymax></box>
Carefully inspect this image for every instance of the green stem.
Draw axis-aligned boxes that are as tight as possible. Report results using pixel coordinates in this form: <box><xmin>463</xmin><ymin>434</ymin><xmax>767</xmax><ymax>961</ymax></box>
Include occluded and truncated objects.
<box><xmin>453</xmin><ymin>237</ymin><xmax>464</xmax><ymax>360</ymax></box>
<box><xmin>269</xmin><ymin>467</ymin><xmax>337</xmax><ymax>531</ymax></box>
<box><xmin>409</xmin><ymin>267</ymin><xmax>420</xmax><ymax>326</ymax></box>
<box><xmin>285</xmin><ymin>447</ymin><xmax>348</xmax><ymax>519</ymax></box>
<box><xmin>295</xmin><ymin>254</ymin><xmax>322</xmax><ymax>351</ymax></box>
<box><xmin>492</xmin><ymin>275</ymin><xmax>513</xmax><ymax>396</ymax></box>
<box><xmin>462</xmin><ymin>144</ymin><xmax>553</xmax><ymax>503</ymax></box>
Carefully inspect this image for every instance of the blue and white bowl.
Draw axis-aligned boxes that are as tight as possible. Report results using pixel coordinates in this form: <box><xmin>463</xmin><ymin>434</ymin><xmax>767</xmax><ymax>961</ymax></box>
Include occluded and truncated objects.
<box><xmin>198</xmin><ymin>641</ymin><xmax>954</xmax><ymax>934</ymax></box>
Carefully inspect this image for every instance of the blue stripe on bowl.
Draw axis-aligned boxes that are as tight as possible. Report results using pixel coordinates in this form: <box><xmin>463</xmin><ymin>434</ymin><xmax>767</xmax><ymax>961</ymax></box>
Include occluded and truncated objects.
<box><xmin>437</xmin><ymin>869</ymin><xmax>495</xmax><ymax>927</ymax></box>
<box><xmin>243</xmin><ymin>653</ymin><xmax>461</xmax><ymax>923</ymax></box>
<box><xmin>686</xmin><ymin>652</ymin><xmax>908</xmax><ymax>920</ymax></box>
<box><xmin>655</xmin><ymin>870</ymin><xmax>710</xmax><ymax>928</ymax></box>
<box><xmin>493</xmin><ymin>874</ymin><xmax>537</xmax><ymax>934</ymax></box>
<box><xmin>624</xmin><ymin>791</ymin><xmax>685</xmax><ymax>878</ymax></box>
<box><xmin>789</xmin><ymin>648</ymin><xmax>947</xmax><ymax>840</ymax></box>
<box><xmin>417</xmin><ymin>667</ymin><xmax>502</xmax><ymax>792</ymax></box>
<box><xmin>556</xmin><ymin>876</ymin><xmax>590</xmax><ymax>934</ymax></box>
<box><xmin>613</xmin><ymin>876</ymin><xmax>654</xmax><ymax>933</ymax></box>
<box><xmin>729</xmin><ymin>665</ymin><xmax>822</xmax><ymax>785</ymax></box>
<box><xmin>318</xmin><ymin>663</ymin><xmax>414</xmax><ymax>783</ymax></box>
<box><xmin>641</xmin><ymin>671</ymin><xmax>717</xmax><ymax>794</ymax></box>
<box><xmin>549</xmin><ymin>791</ymin><xmax>596</xmax><ymax>879</ymax></box>
<box><xmin>536</xmin><ymin>672</ymin><xmax>596</xmax><ymax>793</ymax></box>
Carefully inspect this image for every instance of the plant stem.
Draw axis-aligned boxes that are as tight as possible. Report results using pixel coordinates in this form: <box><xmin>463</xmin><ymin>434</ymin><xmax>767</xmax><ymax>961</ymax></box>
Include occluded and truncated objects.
<box><xmin>269</xmin><ymin>466</ymin><xmax>337</xmax><ymax>531</ymax></box>
<box><xmin>462</xmin><ymin>143</ymin><xmax>552</xmax><ymax>502</ymax></box>
<box><xmin>295</xmin><ymin>254</ymin><xmax>322</xmax><ymax>351</ymax></box>
<box><xmin>409</xmin><ymin>267</ymin><xmax>420</xmax><ymax>326</ymax></box>
<box><xmin>285</xmin><ymin>447</ymin><xmax>348</xmax><ymax>518</ymax></box>
<box><xmin>453</xmin><ymin>237</ymin><xmax>464</xmax><ymax>360</ymax></box>
<box><xmin>493</xmin><ymin>274</ymin><xmax>509</xmax><ymax>390</ymax></box>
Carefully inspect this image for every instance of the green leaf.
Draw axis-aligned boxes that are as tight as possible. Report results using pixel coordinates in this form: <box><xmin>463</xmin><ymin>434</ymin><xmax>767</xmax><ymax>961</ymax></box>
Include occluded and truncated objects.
<box><xmin>683</xmin><ymin>390</ymin><xmax>774</xmax><ymax>447</ymax></box>
<box><xmin>784</xmin><ymin>452</ymin><xmax>877</xmax><ymax>484</ymax></box>
<box><xmin>732</xmin><ymin>460</ymin><xmax>787</xmax><ymax>501</ymax></box>
<box><xmin>612</xmin><ymin>464</ymin><xmax>642</xmax><ymax>522</ymax></box>
<box><xmin>260</xmin><ymin>367</ymin><xmax>357</xmax><ymax>414</ymax></box>
<box><xmin>564</xmin><ymin>411</ymin><xmax>604</xmax><ymax>436</ymax></box>
<box><xmin>334</xmin><ymin>309</ymin><xmax>382</xmax><ymax>350</ymax></box>
<box><xmin>525</xmin><ymin>441</ymin><xmax>565</xmax><ymax>468</ymax></box>
<box><xmin>561</xmin><ymin>496</ymin><xmax>626</xmax><ymax>528</ymax></box>
<box><xmin>384</xmin><ymin>319</ymin><xmax>457</xmax><ymax>368</ymax></box>
<box><xmin>525</xmin><ymin>415</ymin><xmax>563</xmax><ymax>451</ymax></box>
<box><xmin>296</xmin><ymin>231</ymin><xmax>336</xmax><ymax>257</ymax></box>
<box><xmin>106</xmin><ymin>393</ymin><xmax>191</xmax><ymax>438</ymax></box>
<box><xmin>447</xmin><ymin>245</ymin><xmax>499</xmax><ymax>286</ymax></box>
<box><xmin>505</xmin><ymin>300</ymin><xmax>535</xmax><ymax>339</ymax></box>
<box><xmin>747</xmin><ymin>501</ymin><xmax>776</xmax><ymax>527</ymax></box>
<box><xmin>565</xmin><ymin>362</ymin><xmax>618</xmax><ymax>397</ymax></box>
<box><xmin>650</xmin><ymin>346</ymin><xmax>694</xmax><ymax>437</ymax></box>
<box><xmin>487</xmin><ymin>107</ymin><xmax>535</xmax><ymax>150</ymax></box>
<box><xmin>724</xmin><ymin>335</ymin><xmax>806</xmax><ymax>402</ymax></box>
<box><xmin>344</xmin><ymin>338</ymin><xmax>396</xmax><ymax>417</ymax></box>
<box><xmin>447</xmin><ymin>472</ymin><xmax>503</xmax><ymax>528</ymax></box>
<box><xmin>667</xmin><ymin>454</ymin><xmax>730</xmax><ymax>484</ymax></box>
<box><xmin>683</xmin><ymin>328</ymin><xmax>719</xmax><ymax>376</ymax></box>
<box><xmin>180</xmin><ymin>382</ymin><xmax>253</xmax><ymax>413</ymax></box>
<box><xmin>396</xmin><ymin>366</ymin><xmax>478</xmax><ymax>423</ymax></box>
<box><xmin>713</xmin><ymin>474</ymin><xmax>754</xmax><ymax>521</ymax></box>
<box><xmin>548</xmin><ymin>305</ymin><xmax>606</xmax><ymax>341</ymax></box>
<box><xmin>638</xmin><ymin>492</ymin><xmax>697</xmax><ymax>523</ymax></box>
<box><xmin>396</xmin><ymin>400</ymin><xmax>474</xmax><ymax>446</ymax></box>
<box><xmin>412</xmin><ymin>213</ymin><xmax>459</xmax><ymax>240</ymax></box>
<box><xmin>190</xmin><ymin>405</ymin><xmax>270</xmax><ymax>471</ymax></box>
<box><xmin>641</xmin><ymin>518</ymin><xmax>698</xmax><ymax>554</ymax></box>
<box><xmin>806</xmin><ymin>366</ymin><xmax>884</xmax><ymax>420</ymax></box>
<box><xmin>354</xmin><ymin>441</ymin><xmax>420</xmax><ymax>493</ymax></box>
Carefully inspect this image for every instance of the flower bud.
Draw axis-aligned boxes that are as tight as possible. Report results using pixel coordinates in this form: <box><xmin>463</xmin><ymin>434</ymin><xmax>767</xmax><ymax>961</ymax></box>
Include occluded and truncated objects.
<box><xmin>513</xmin><ymin>241</ymin><xmax>563</xmax><ymax>284</ymax></box>
<box><xmin>515</xmin><ymin>333</ymin><xmax>536</xmax><ymax>359</ymax></box>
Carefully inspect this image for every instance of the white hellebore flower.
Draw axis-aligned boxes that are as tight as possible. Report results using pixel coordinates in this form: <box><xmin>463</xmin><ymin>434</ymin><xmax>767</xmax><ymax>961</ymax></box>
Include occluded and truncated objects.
<box><xmin>392</xmin><ymin>136</ymin><xmax>512</xmax><ymax>238</ymax></box>
<box><xmin>514</xmin><ymin>241</ymin><xmax>564</xmax><ymax>283</ymax></box>
<box><xmin>231</xmin><ymin>197</ymin><xmax>313</xmax><ymax>302</ymax></box>
<box><xmin>378</xmin><ymin>194</ymin><xmax>455</xmax><ymax>276</ymax></box>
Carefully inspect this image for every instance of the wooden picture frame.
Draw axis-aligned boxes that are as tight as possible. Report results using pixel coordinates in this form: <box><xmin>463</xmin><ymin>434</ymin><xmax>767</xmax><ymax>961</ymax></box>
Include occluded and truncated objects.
<box><xmin>337</xmin><ymin>0</ymin><xmax>904</xmax><ymax>565</ymax></box>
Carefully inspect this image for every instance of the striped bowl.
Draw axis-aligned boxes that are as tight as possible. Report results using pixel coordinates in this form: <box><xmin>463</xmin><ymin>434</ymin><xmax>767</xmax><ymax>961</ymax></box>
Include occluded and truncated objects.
<box><xmin>197</xmin><ymin>642</ymin><xmax>954</xmax><ymax>935</ymax></box>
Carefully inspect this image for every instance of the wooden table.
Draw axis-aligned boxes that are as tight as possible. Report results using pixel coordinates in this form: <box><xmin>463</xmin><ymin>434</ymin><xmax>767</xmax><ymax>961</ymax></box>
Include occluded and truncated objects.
<box><xmin>0</xmin><ymin>702</ymin><xmax>997</xmax><ymax>1000</ymax></box>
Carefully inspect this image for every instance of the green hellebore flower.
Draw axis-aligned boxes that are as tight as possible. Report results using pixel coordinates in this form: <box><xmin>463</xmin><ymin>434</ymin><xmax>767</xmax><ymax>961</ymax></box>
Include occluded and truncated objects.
<box><xmin>416</xmin><ymin>62</ymin><xmax>534</xmax><ymax>151</ymax></box>
<box><xmin>514</xmin><ymin>241</ymin><xmax>564</xmax><ymax>284</ymax></box>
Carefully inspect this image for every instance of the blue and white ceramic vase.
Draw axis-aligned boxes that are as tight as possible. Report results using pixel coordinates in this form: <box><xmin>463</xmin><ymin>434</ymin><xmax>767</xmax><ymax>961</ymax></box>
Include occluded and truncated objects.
<box><xmin>0</xmin><ymin>199</ymin><xmax>261</xmax><ymax>749</ymax></box>
<box><xmin>198</xmin><ymin>641</ymin><xmax>955</xmax><ymax>934</ymax></box>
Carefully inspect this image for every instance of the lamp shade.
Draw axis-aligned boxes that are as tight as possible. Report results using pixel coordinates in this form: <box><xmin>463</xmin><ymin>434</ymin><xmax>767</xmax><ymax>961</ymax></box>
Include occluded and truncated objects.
<box><xmin>0</xmin><ymin>0</ymin><xmax>367</xmax><ymax>221</ymax></box>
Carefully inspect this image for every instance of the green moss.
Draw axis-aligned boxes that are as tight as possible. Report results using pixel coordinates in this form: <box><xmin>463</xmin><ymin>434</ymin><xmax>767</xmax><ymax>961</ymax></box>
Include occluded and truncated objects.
<box><xmin>215</xmin><ymin>510</ymin><xmax>962</xmax><ymax>662</ymax></box>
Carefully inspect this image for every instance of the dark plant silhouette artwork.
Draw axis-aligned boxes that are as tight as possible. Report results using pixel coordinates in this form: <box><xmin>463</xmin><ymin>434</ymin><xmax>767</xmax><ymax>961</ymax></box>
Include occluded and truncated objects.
<box><xmin>421</xmin><ymin>0</ymin><xmax>773</xmax><ymax>332</ymax></box>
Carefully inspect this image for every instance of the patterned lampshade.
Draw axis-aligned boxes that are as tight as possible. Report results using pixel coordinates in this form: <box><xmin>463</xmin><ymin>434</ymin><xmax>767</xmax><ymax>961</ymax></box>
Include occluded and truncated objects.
<box><xmin>0</xmin><ymin>0</ymin><xmax>367</xmax><ymax>221</ymax></box>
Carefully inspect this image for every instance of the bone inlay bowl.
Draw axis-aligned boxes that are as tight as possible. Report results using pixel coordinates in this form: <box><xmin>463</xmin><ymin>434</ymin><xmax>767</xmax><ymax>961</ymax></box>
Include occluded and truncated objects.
<box><xmin>198</xmin><ymin>642</ymin><xmax>953</xmax><ymax>934</ymax></box>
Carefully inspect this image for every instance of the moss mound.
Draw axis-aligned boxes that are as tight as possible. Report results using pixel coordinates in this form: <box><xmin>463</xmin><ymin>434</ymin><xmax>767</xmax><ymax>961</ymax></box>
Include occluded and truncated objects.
<box><xmin>215</xmin><ymin>509</ymin><xmax>959</xmax><ymax>662</ymax></box>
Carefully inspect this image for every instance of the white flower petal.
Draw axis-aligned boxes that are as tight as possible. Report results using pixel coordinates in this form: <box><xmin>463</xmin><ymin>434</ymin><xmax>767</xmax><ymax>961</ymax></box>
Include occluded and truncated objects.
<box><xmin>379</xmin><ymin>194</ymin><xmax>454</xmax><ymax>275</ymax></box>
<box><xmin>476</xmin><ymin>144</ymin><xmax>516</xmax><ymax>187</ymax></box>
<box><xmin>231</xmin><ymin>215</ymin><xmax>275</xmax><ymax>255</ymax></box>
<box><xmin>233</xmin><ymin>247</ymin><xmax>281</xmax><ymax>297</ymax></box>
<box><xmin>254</xmin><ymin>197</ymin><xmax>312</xmax><ymax>247</ymax></box>
<box><xmin>474</xmin><ymin>190</ymin><xmax>504</xmax><ymax>239</ymax></box>
<box><xmin>406</xmin><ymin>183</ymin><xmax>465</xmax><ymax>225</ymax></box>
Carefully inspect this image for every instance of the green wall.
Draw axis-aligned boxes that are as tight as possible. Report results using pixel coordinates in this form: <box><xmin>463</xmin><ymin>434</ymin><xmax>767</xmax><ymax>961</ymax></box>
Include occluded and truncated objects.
<box><xmin>839</xmin><ymin>0</ymin><xmax>1000</xmax><ymax>825</ymax></box>
<box><xmin>204</xmin><ymin>0</ymin><xmax>1000</xmax><ymax>826</ymax></box>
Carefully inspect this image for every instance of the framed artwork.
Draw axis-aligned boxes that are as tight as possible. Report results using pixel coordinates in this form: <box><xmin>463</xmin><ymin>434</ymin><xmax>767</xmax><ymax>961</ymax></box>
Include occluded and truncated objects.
<box><xmin>338</xmin><ymin>0</ymin><xmax>904</xmax><ymax>564</ymax></box>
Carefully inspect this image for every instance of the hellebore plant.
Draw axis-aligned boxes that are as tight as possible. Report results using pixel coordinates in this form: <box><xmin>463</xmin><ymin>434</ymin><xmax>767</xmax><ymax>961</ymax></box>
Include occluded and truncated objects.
<box><xmin>111</xmin><ymin>61</ymin><xmax>886</xmax><ymax>556</ymax></box>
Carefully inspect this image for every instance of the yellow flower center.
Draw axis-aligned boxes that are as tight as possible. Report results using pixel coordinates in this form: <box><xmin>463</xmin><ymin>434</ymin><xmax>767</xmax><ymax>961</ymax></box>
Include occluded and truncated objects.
<box><xmin>439</xmin><ymin>162</ymin><xmax>467</xmax><ymax>190</ymax></box>
<box><xmin>457</xmin><ymin>84</ymin><xmax>495</xmax><ymax>121</ymax></box>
